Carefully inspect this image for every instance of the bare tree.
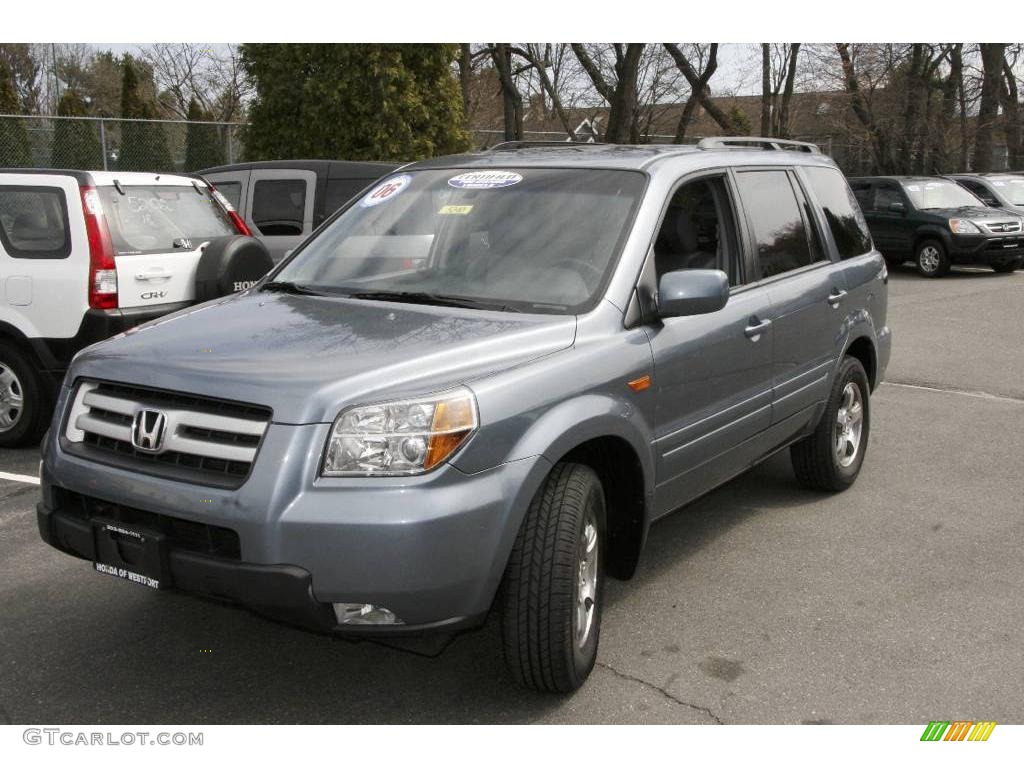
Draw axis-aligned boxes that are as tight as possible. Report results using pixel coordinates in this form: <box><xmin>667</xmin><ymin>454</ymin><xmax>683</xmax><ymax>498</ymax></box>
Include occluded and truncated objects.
<box><xmin>836</xmin><ymin>43</ymin><xmax>895</xmax><ymax>172</ymax></box>
<box><xmin>570</xmin><ymin>43</ymin><xmax>645</xmax><ymax>143</ymax></box>
<box><xmin>975</xmin><ymin>43</ymin><xmax>1007</xmax><ymax>172</ymax></box>
<box><xmin>1000</xmin><ymin>45</ymin><xmax>1022</xmax><ymax>169</ymax></box>
<box><xmin>759</xmin><ymin>44</ymin><xmax>801</xmax><ymax>137</ymax></box>
<box><xmin>139</xmin><ymin>43</ymin><xmax>251</xmax><ymax>122</ymax></box>
<box><xmin>663</xmin><ymin>43</ymin><xmax>736</xmax><ymax>136</ymax></box>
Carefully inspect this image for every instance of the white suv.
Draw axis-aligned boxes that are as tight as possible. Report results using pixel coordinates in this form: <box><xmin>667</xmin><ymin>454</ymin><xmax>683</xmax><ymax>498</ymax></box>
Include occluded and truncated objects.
<box><xmin>0</xmin><ymin>169</ymin><xmax>268</xmax><ymax>447</ymax></box>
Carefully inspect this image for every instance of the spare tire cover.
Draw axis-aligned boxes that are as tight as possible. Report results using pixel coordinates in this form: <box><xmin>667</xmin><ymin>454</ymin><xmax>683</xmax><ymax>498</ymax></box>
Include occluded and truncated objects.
<box><xmin>194</xmin><ymin>236</ymin><xmax>274</xmax><ymax>302</ymax></box>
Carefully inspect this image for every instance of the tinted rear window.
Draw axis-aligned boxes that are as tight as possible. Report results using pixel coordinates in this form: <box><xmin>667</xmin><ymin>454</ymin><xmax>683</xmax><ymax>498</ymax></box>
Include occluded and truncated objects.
<box><xmin>804</xmin><ymin>167</ymin><xmax>873</xmax><ymax>259</ymax></box>
<box><xmin>98</xmin><ymin>185</ymin><xmax>235</xmax><ymax>255</ymax></box>
<box><xmin>252</xmin><ymin>179</ymin><xmax>305</xmax><ymax>236</ymax></box>
<box><xmin>0</xmin><ymin>186</ymin><xmax>70</xmax><ymax>259</ymax></box>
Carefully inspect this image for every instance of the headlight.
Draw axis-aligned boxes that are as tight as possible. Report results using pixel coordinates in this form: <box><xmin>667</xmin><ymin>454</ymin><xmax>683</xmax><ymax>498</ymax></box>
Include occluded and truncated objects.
<box><xmin>949</xmin><ymin>218</ymin><xmax>980</xmax><ymax>234</ymax></box>
<box><xmin>321</xmin><ymin>387</ymin><xmax>478</xmax><ymax>476</ymax></box>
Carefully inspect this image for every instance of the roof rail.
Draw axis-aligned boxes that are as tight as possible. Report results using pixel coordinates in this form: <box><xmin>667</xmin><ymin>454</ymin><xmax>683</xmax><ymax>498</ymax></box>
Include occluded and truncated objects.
<box><xmin>698</xmin><ymin>136</ymin><xmax>821</xmax><ymax>154</ymax></box>
<box><xmin>487</xmin><ymin>140</ymin><xmax>606</xmax><ymax>151</ymax></box>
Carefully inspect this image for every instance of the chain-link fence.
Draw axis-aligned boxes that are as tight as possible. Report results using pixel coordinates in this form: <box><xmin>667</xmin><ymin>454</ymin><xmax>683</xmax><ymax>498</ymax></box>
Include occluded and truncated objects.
<box><xmin>0</xmin><ymin>114</ymin><xmax>246</xmax><ymax>172</ymax></box>
<box><xmin>468</xmin><ymin>129</ymin><xmax>873</xmax><ymax>174</ymax></box>
<box><xmin>2</xmin><ymin>116</ymin><xmax>1007</xmax><ymax>177</ymax></box>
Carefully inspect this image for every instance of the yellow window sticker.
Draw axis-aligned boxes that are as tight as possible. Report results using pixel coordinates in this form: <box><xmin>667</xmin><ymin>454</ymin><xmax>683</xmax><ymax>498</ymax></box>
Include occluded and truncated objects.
<box><xmin>439</xmin><ymin>205</ymin><xmax>474</xmax><ymax>215</ymax></box>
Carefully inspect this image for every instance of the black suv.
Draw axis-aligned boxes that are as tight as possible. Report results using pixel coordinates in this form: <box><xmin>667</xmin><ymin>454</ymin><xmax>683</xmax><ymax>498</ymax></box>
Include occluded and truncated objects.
<box><xmin>850</xmin><ymin>176</ymin><xmax>1024</xmax><ymax>276</ymax></box>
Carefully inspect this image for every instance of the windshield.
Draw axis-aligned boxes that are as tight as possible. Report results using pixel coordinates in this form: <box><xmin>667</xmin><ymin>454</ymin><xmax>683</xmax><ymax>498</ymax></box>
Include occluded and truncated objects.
<box><xmin>98</xmin><ymin>185</ymin><xmax>235</xmax><ymax>254</ymax></box>
<box><xmin>901</xmin><ymin>179</ymin><xmax>981</xmax><ymax>210</ymax></box>
<box><xmin>986</xmin><ymin>176</ymin><xmax>1024</xmax><ymax>205</ymax></box>
<box><xmin>273</xmin><ymin>168</ymin><xmax>645</xmax><ymax>313</ymax></box>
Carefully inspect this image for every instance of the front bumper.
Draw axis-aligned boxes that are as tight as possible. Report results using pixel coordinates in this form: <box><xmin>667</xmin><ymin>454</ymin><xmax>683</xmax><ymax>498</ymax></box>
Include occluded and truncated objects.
<box><xmin>40</xmin><ymin>400</ymin><xmax>549</xmax><ymax>634</ymax></box>
<box><xmin>948</xmin><ymin>234</ymin><xmax>1024</xmax><ymax>265</ymax></box>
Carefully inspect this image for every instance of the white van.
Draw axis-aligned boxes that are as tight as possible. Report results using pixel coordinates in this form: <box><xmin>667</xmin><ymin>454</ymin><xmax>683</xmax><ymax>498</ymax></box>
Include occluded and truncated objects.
<box><xmin>0</xmin><ymin>169</ymin><xmax>270</xmax><ymax>447</ymax></box>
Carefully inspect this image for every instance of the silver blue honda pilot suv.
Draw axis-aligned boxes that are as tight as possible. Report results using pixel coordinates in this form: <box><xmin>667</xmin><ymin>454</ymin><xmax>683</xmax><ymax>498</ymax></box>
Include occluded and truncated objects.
<box><xmin>39</xmin><ymin>138</ymin><xmax>891</xmax><ymax>692</ymax></box>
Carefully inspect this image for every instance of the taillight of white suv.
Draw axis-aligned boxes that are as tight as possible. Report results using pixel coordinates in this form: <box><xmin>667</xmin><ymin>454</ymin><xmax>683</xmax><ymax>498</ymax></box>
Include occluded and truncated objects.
<box><xmin>78</xmin><ymin>185</ymin><xmax>118</xmax><ymax>310</ymax></box>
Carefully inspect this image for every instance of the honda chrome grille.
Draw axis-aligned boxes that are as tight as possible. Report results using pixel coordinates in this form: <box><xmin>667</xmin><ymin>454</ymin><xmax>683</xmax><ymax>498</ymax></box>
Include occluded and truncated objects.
<box><xmin>63</xmin><ymin>381</ymin><xmax>271</xmax><ymax>488</ymax></box>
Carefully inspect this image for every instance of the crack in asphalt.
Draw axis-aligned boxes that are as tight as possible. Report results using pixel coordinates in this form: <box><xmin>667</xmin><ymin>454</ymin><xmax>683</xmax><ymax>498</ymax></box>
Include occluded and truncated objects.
<box><xmin>886</xmin><ymin>379</ymin><xmax>1024</xmax><ymax>404</ymax></box>
<box><xmin>596</xmin><ymin>661</ymin><xmax>724</xmax><ymax>724</ymax></box>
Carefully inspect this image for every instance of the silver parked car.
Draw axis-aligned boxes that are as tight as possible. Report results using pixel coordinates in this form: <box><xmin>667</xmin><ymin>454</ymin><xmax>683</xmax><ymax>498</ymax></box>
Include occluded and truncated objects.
<box><xmin>39</xmin><ymin>138</ymin><xmax>891</xmax><ymax>692</ymax></box>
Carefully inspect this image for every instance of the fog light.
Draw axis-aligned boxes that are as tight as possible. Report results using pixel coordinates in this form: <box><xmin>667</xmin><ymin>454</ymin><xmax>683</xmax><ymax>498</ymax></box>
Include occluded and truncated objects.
<box><xmin>333</xmin><ymin>602</ymin><xmax>403</xmax><ymax>626</ymax></box>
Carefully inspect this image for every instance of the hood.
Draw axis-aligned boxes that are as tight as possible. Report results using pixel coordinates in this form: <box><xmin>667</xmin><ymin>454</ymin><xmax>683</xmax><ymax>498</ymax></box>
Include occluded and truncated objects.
<box><xmin>73</xmin><ymin>292</ymin><xmax>577</xmax><ymax>424</ymax></box>
<box><xmin>925</xmin><ymin>205</ymin><xmax>1022</xmax><ymax>223</ymax></box>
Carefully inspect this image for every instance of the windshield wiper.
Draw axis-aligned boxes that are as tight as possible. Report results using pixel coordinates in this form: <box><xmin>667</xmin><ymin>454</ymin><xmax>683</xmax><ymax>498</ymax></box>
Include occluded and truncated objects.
<box><xmin>346</xmin><ymin>290</ymin><xmax>519</xmax><ymax>312</ymax></box>
<box><xmin>260</xmin><ymin>280</ymin><xmax>323</xmax><ymax>296</ymax></box>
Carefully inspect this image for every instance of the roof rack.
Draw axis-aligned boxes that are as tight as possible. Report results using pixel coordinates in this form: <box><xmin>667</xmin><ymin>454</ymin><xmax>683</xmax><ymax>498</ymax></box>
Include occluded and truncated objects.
<box><xmin>487</xmin><ymin>140</ymin><xmax>606</xmax><ymax>151</ymax></box>
<box><xmin>697</xmin><ymin>136</ymin><xmax>821</xmax><ymax>154</ymax></box>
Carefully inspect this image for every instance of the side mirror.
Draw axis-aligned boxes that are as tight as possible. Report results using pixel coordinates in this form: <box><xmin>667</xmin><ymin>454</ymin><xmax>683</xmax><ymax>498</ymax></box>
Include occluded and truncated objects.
<box><xmin>889</xmin><ymin>201</ymin><xmax>906</xmax><ymax>214</ymax></box>
<box><xmin>657</xmin><ymin>269</ymin><xmax>730</xmax><ymax>318</ymax></box>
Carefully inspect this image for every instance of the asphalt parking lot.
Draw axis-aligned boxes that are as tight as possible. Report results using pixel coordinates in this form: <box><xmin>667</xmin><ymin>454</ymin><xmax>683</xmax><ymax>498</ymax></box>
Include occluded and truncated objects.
<box><xmin>1</xmin><ymin>266</ymin><xmax>1022</xmax><ymax>724</ymax></box>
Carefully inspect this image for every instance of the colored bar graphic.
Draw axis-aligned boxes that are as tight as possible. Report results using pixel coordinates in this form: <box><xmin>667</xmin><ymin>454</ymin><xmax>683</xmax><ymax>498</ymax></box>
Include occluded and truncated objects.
<box><xmin>944</xmin><ymin>721</ymin><xmax>972</xmax><ymax>741</ymax></box>
<box><xmin>920</xmin><ymin>720</ymin><xmax>996</xmax><ymax>742</ymax></box>
<box><xmin>968</xmin><ymin>722</ymin><xmax>996</xmax><ymax>741</ymax></box>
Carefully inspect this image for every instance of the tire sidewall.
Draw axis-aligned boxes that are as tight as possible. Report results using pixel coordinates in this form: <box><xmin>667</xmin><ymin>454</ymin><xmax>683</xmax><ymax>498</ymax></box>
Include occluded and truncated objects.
<box><xmin>830</xmin><ymin>359</ymin><xmax>871</xmax><ymax>485</ymax></box>
<box><xmin>568</xmin><ymin>475</ymin><xmax>606</xmax><ymax>682</ymax></box>
<box><xmin>0</xmin><ymin>342</ymin><xmax>43</xmax><ymax>448</ymax></box>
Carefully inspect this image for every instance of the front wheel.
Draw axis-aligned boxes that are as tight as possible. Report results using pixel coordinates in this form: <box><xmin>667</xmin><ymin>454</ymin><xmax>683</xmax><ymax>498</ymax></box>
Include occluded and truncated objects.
<box><xmin>501</xmin><ymin>462</ymin><xmax>605</xmax><ymax>693</ymax></box>
<box><xmin>790</xmin><ymin>356</ymin><xmax>871</xmax><ymax>492</ymax></box>
<box><xmin>915</xmin><ymin>239</ymin><xmax>950</xmax><ymax>278</ymax></box>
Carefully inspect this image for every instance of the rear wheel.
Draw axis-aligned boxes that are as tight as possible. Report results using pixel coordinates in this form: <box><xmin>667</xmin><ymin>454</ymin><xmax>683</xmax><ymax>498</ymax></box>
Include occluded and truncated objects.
<box><xmin>0</xmin><ymin>341</ymin><xmax>49</xmax><ymax>448</ymax></box>
<box><xmin>991</xmin><ymin>258</ymin><xmax>1023</xmax><ymax>274</ymax></box>
<box><xmin>791</xmin><ymin>356</ymin><xmax>871</xmax><ymax>492</ymax></box>
<box><xmin>501</xmin><ymin>462</ymin><xmax>605</xmax><ymax>693</ymax></box>
<box><xmin>915</xmin><ymin>239</ymin><xmax>950</xmax><ymax>278</ymax></box>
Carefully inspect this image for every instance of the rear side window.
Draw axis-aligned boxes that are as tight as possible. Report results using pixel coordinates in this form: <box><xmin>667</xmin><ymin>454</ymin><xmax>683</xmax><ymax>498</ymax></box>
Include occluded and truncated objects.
<box><xmin>735</xmin><ymin>170</ymin><xmax>820</xmax><ymax>279</ymax></box>
<box><xmin>0</xmin><ymin>186</ymin><xmax>71</xmax><ymax>259</ymax></box>
<box><xmin>98</xmin><ymin>185</ymin><xmax>235</xmax><ymax>255</ymax></box>
<box><xmin>252</xmin><ymin>179</ymin><xmax>305</xmax><ymax>236</ymax></box>
<box><xmin>324</xmin><ymin>178</ymin><xmax>371</xmax><ymax>215</ymax></box>
<box><xmin>875</xmin><ymin>185</ymin><xmax>903</xmax><ymax>211</ymax></box>
<box><xmin>804</xmin><ymin>167</ymin><xmax>873</xmax><ymax>259</ymax></box>
<box><xmin>214</xmin><ymin>181</ymin><xmax>242</xmax><ymax>210</ymax></box>
<box><xmin>851</xmin><ymin>183</ymin><xmax>874</xmax><ymax>211</ymax></box>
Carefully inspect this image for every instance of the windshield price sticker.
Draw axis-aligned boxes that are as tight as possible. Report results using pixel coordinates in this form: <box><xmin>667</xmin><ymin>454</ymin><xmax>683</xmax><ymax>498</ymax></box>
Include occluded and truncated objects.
<box><xmin>360</xmin><ymin>174</ymin><xmax>412</xmax><ymax>207</ymax></box>
<box><xmin>448</xmin><ymin>171</ymin><xmax>523</xmax><ymax>189</ymax></box>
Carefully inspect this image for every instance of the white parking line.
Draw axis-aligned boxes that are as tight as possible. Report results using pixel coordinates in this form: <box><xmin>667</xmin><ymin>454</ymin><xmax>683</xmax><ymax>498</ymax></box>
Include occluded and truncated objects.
<box><xmin>0</xmin><ymin>471</ymin><xmax>40</xmax><ymax>485</ymax></box>
<box><xmin>886</xmin><ymin>381</ymin><xmax>1024</xmax><ymax>405</ymax></box>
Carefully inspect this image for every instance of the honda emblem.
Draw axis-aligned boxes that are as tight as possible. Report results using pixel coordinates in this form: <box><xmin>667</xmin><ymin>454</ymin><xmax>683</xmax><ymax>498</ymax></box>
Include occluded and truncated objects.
<box><xmin>131</xmin><ymin>409</ymin><xmax>167</xmax><ymax>453</ymax></box>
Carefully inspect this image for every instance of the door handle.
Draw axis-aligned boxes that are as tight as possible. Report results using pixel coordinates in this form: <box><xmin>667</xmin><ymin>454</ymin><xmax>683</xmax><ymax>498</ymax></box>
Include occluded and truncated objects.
<box><xmin>135</xmin><ymin>269</ymin><xmax>172</xmax><ymax>281</ymax></box>
<box><xmin>744</xmin><ymin>318</ymin><xmax>772</xmax><ymax>340</ymax></box>
<box><xmin>827</xmin><ymin>288</ymin><xmax>848</xmax><ymax>307</ymax></box>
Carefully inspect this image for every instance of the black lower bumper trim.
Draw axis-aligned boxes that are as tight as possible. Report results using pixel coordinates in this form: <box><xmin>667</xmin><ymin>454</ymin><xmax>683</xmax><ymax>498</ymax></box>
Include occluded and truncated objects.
<box><xmin>38</xmin><ymin>503</ymin><xmax>336</xmax><ymax>632</ymax></box>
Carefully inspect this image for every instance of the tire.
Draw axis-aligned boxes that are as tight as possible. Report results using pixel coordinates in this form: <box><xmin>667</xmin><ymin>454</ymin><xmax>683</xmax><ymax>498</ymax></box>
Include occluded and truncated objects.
<box><xmin>501</xmin><ymin>462</ymin><xmax>606</xmax><ymax>693</ymax></box>
<box><xmin>0</xmin><ymin>341</ymin><xmax>49</xmax><ymax>448</ymax></box>
<box><xmin>790</xmin><ymin>356</ymin><xmax>871</xmax><ymax>492</ymax></box>
<box><xmin>991</xmin><ymin>259</ymin><xmax>1022</xmax><ymax>274</ymax></box>
<box><xmin>915</xmin><ymin>239</ymin><xmax>950</xmax><ymax>278</ymax></box>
